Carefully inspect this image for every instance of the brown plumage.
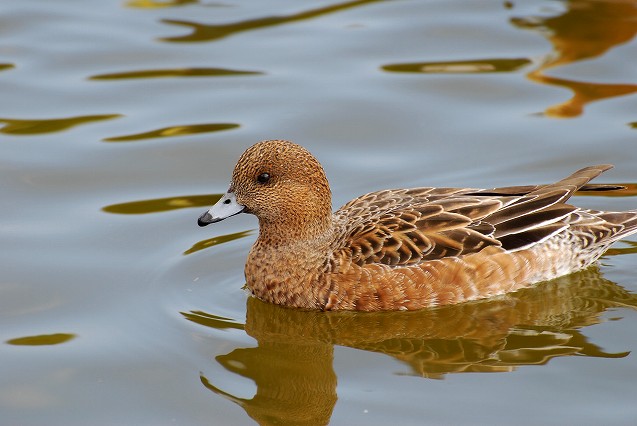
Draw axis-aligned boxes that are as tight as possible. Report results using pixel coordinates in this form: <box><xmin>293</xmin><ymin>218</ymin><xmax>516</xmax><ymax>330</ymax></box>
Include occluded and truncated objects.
<box><xmin>198</xmin><ymin>140</ymin><xmax>637</xmax><ymax>311</ymax></box>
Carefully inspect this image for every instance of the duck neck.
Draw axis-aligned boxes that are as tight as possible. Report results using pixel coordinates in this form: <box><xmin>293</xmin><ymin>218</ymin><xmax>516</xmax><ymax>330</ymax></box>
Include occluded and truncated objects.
<box><xmin>256</xmin><ymin>212</ymin><xmax>333</xmax><ymax>247</ymax></box>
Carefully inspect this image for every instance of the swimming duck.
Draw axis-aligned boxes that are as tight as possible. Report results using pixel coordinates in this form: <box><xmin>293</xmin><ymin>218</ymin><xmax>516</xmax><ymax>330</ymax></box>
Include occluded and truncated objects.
<box><xmin>198</xmin><ymin>140</ymin><xmax>637</xmax><ymax>311</ymax></box>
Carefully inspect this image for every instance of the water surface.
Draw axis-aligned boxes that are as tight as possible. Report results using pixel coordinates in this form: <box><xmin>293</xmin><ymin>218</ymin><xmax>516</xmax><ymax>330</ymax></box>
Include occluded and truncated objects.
<box><xmin>2</xmin><ymin>1</ymin><xmax>637</xmax><ymax>425</ymax></box>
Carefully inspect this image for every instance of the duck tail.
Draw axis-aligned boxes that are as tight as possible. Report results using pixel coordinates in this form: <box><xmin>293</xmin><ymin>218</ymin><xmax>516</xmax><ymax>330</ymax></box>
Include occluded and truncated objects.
<box><xmin>529</xmin><ymin>164</ymin><xmax>614</xmax><ymax>202</ymax></box>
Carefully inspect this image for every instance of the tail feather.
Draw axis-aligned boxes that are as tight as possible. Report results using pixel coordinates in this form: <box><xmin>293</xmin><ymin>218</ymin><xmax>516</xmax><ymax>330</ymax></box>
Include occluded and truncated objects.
<box><xmin>528</xmin><ymin>164</ymin><xmax>614</xmax><ymax>202</ymax></box>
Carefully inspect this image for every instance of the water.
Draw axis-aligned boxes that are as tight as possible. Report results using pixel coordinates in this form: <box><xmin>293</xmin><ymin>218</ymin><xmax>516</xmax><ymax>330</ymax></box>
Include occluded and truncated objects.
<box><xmin>2</xmin><ymin>1</ymin><xmax>637</xmax><ymax>425</ymax></box>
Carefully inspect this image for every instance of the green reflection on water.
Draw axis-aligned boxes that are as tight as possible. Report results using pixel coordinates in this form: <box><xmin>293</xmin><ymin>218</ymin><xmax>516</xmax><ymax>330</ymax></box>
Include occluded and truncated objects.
<box><xmin>6</xmin><ymin>333</ymin><xmax>76</xmax><ymax>346</ymax></box>
<box><xmin>0</xmin><ymin>115</ymin><xmax>121</xmax><ymax>135</ymax></box>
<box><xmin>189</xmin><ymin>268</ymin><xmax>636</xmax><ymax>425</ymax></box>
<box><xmin>184</xmin><ymin>230</ymin><xmax>253</xmax><ymax>255</ymax></box>
<box><xmin>0</xmin><ymin>63</ymin><xmax>15</xmax><ymax>72</ymax></box>
<box><xmin>90</xmin><ymin>67</ymin><xmax>262</xmax><ymax>80</ymax></box>
<box><xmin>102</xmin><ymin>194</ymin><xmax>221</xmax><ymax>214</ymax></box>
<box><xmin>103</xmin><ymin>123</ymin><xmax>239</xmax><ymax>142</ymax></box>
<box><xmin>160</xmin><ymin>0</ymin><xmax>388</xmax><ymax>43</ymax></box>
<box><xmin>382</xmin><ymin>58</ymin><xmax>531</xmax><ymax>74</ymax></box>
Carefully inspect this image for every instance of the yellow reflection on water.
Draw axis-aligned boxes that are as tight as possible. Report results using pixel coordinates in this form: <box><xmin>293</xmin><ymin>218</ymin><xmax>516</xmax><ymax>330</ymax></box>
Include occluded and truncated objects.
<box><xmin>90</xmin><ymin>67</ymin><xmax>262</xmax><ymax>80</ymax></box>
<box><xmin>6</xmin><ymin>333</ymin><xmax>76</xmax><ymax>346</ymax></box>
<box><xmin>382</xmin><ymin>58</ymin><xmax>531</xmax><ymax>74</ymax></box>
<box><xmin>0</xmin><ymin>115</ymin><xmax>121</xmax><ymax>135</ymax></box>
<box><xmin>511</xmin><ymin>0</ymin><xmax>637</xmax><ymax>118</ymax></box>
<box><xmin>102</xmin><ymin>194</ymin><xmax>221</xmax><ymax>214</ymax></box>
<box><xmin>126</xmin><ymin>0</ymin><xmax>198</xmax><ymax>8</ymax></box>
<box><xmin>188</xmin><ymin>268</ymin><xmax>636</xmax><ymax>425</ymax></box>
<box><xmin>160</xmin><ymin>0</ymin><xmax>388</xmax><ymax>42</ymax></box>
<box><xmin>103</xmin><ymin>123</ymin><xmax>239</xmax><ymax>142</ymax></box>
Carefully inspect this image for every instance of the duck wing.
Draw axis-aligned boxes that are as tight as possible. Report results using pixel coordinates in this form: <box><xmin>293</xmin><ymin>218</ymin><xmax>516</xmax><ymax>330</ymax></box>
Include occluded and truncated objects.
<box><xmin>333</xmin><ymin>165</ymin><xmax>614</xmax><ymax>267</ymax></box>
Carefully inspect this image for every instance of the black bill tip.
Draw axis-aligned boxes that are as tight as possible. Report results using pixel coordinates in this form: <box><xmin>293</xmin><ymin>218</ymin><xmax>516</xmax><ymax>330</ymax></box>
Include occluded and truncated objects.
<box><xmin>198</xmin><ymin>211</ymin><xmax>214</xmax><ymax>227</ymax></box>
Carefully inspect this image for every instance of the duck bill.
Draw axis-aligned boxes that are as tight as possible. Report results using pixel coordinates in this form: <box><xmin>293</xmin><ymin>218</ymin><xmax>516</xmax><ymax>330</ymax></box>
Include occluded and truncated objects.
<box><xmin>198</xmin><ymin>191</ymin><xmax>245</xmax><ymax>227</ymax></box>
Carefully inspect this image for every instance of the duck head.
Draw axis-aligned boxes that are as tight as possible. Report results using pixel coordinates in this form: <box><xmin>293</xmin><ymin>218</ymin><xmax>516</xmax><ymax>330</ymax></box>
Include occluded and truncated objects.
<box><xmin>198</xmin><ymin>140</ymin><xmax>333</xmax><ymax>242</ymax></box>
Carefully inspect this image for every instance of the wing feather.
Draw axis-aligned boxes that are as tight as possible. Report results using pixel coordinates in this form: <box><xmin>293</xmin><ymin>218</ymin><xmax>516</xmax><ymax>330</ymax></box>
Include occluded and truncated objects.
<box><xmin>332</xmin><ymin>165</ymin><xmax>620</xmax><ymax>267</ymax></box>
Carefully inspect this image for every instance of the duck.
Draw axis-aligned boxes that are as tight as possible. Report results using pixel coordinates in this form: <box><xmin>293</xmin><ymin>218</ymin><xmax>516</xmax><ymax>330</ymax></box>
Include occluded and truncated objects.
<box><xmin>197</xmin><ymin>140</ymin><xmax>637</xmax><ymax>311</ymax></box>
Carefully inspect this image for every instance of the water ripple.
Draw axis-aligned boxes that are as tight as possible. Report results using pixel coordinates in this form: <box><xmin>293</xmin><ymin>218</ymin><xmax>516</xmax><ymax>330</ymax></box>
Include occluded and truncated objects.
<box><xmin>160</xmin><ymin>0</ymin><xmax>389</xmax><ymax>43</ymax></box>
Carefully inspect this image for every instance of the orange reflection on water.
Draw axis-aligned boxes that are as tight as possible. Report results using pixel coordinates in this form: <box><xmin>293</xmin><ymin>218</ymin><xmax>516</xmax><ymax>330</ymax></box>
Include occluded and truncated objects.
<box><xmin>528</xmin><ymin>71</ymin><xmax>637</xmax><ymax>118</ymax></box>
<box><xmin>512</xmin><ymin>0</ymin><xmax>637</xmax><ymax>118</ymax></box>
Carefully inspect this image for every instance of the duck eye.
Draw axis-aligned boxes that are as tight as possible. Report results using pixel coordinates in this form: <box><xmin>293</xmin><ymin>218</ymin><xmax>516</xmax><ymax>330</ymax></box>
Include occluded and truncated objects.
<box><xmin>257</xmin><ymin>173</ymin><xmax>270</xmax><ymax>184</ymax></box>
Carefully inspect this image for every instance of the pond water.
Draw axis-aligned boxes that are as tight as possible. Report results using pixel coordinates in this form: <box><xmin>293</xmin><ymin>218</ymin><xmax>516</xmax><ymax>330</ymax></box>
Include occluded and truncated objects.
<box><xmin>2</xmin><ymin>0</ymin><xmax>637</xmax><ymax>425</ymax></box>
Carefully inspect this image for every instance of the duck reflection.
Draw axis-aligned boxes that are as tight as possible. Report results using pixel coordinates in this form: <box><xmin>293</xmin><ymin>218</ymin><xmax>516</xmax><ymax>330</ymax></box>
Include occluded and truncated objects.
<box><xmin>186</xmin><ymin>266</ymin><xmax>636</xmax><ymax>425</ymax></box>
<box><xmin>512</xmin><ymin>0</ymin><xmax>637</xmax><ymax>118</ymax></box>
<box><xmin>200</xmin><ymin>325</ymin><xmax>337</xmax><ymax>426</ymax></box>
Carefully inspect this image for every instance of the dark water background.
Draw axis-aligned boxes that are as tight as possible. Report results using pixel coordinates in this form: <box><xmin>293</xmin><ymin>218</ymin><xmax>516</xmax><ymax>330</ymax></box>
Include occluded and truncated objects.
<box><xmin>2</xmin><ymin>1</ymin><xmax>637</xmax><ymax>425</ymax></box>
